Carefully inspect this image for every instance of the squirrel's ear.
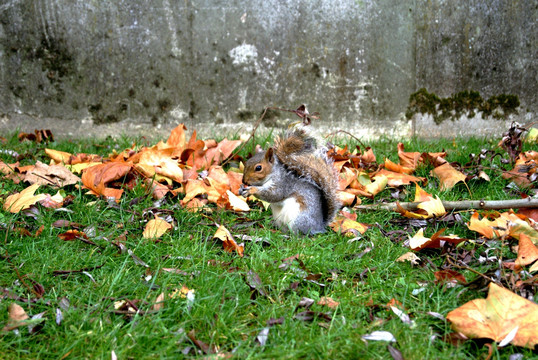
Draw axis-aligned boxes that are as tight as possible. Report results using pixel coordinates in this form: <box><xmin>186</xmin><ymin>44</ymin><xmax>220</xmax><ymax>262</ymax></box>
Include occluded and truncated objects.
<box><xmin>265</xmin><ymin>147</ymin><xmax>274</xmax><ymax>163</ymax></box>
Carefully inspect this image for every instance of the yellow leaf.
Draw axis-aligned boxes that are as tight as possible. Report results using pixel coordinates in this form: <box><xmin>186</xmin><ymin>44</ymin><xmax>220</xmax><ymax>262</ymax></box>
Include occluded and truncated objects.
<box><xmin>45</xmin><ymin>148</ymin><xmax>72</xmax><ymax>164</ymax></box>
<box><xmin>3</xmin><ymin>184</ymin><xmax>47</xmax><ymax>213</ymax></box>
<box><xmin>143</xmin><ymin>215</ymin><xmax>173</xmax><ymax>239</ymax></box>
<box><xmin>447</xmin><ymin>283</ymin><xmax>538</xmax><ymax>349</ymax></box>
<box><xmin>417</xmin><ymin>196</ymin><xmax>446</xmax><ymax>217</ymax></box>
<box><xmin>365</xmin><ymin>175</ymin><xmax>388</xmax><ymax>196</ymax></box>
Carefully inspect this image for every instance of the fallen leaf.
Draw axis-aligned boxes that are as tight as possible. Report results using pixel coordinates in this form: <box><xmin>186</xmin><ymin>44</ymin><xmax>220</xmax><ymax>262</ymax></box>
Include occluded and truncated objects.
<box><xmin>24</xmin><ymin>161</ymin><xmax>81</xmax><ymax>187</ymax></box>
<box><xmin>330</xmin><ymin>213</ymin><xmax>368</xmax><ymax>236</ymax></box>
<box><xmin>213</xmin><ymin>225</ymin><xmax>244</xmax><ymax>257</ymax></box>
<box><xmin>397</xmin><ymin>143</ymin><xmax>421</xmax><ymax>170</ymax></box>
<box><xmin>361</xmin><ymin>331</ymin><xmax>397</xmax><ymax>342</ymax></box>
<box><xmin>226</xmin><ymin>190</ymin><xmax>250</xmax><ymax>211</ymax></box>
<box><xmin>143</xmin><ymin>215</ymin><xmax>173</xmax><ymax>239</ymax></box>
<box><xmin>2</xmin><ymin>303</ymin><xmax>30</xmax><ymax>332</ymax></box>
<box><xmin>3</xmin><ymin>184</ymin><xmax>47</xmax><ymax>213</ymax></box>
<box><xmin>317</xmin><ymin>296</ymin><xmax>339</xmax><ymax>309</ymax></box>
<box><xmin>434</xmin><ymin>269</ymin><xmax>467</xmax><ymax>284</ymax></box>
<box><xmin>431</xmin><ymin>163</ymin><xmax>467</xmax><ymax>191</ymax></box>
<box><xmin>515</xmin><ymin>233</ymin><xmax>538</xmax><ymax>267</ymax></box>
<box><xmin>81</xmin><ymin>161</ymin><xmax>133</xmax><ymax>200</ymax></box>
<box><xmin>396</xmin><ymin>252</ymin><xmax>421</xmax><ymax>265</ymax></box>
<box><xmin>446</xmin><ymin>283</ymin><xmax>538</xmax><ymax>349</ymax></box>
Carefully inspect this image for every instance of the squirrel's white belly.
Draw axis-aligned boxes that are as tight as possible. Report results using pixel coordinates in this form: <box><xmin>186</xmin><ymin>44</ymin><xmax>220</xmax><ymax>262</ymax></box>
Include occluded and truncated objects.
<box><xmin>270</xmin><ymin>197</ymin><xmax>301</xmax><ymax>228</ymax></box>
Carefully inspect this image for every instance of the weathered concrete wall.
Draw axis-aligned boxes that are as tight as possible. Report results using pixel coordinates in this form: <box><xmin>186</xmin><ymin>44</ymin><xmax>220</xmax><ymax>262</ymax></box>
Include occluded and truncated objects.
<box><xmin>0</xmin><ymin>0</ymin><xmax>535</xmax><ymax>139</ymax></box>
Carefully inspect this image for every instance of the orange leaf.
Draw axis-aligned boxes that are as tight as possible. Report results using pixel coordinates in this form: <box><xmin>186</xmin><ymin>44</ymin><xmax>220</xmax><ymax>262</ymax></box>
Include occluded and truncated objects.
<box><xmin>81</xmin><ymin>162</ymin><xmax>132</xmax><ymax>200</ymax></box>
<box><xmin>213</xmin><ymin>225</ymin><xmax>244</xmax><ymax>257</ymax></box>
<box><xmin>58</xmin><ymin>229</ymin><xmax>88</xmax><ymax>241</ymax></box>
<box><xmin>375</xmin><ymin>169</ymin><xmax>425</xmax><ymax>187</ymax></box>
<box><xmin>330</xmin><ymin>216</ymin><xmax>368</xmax><ymax>236</ymax></box>
<box><xmin>431</xmin><ymin>163</ymin><xmax>466</xmax><ymax>191</ymax></box>
<box><xmin>166</xmin><ymin>124</ymin><xmax>187</xmax><ymax>149</ymax></box>
<box><xmin>397</xmin><ymin>143</ymin><xmax>421</xmax><ymax>170</ymax></box>
<box><xmin>446</xmin><ymin>283</ymin><xmax>538</xmax><ymax>349</ymax></box>
<box><xmin>384</xmin><ymin>158</ymin><xmax>414</xmax><ymax>174</ymax></box>
<box><xmin>516</xmin><ymin>234</ymin><xmax>538</xmax><ymax>267</ymax></box>
<box><xmin>413</xmin><ymin>183</ymin><xmax>433</xmax><ymax>202</ymax></box>
<box><xmin>3</xmin><ymin>184</ymin><xmax>47</xmax><ymax>213</ymax></box>
<box><xmin>45</xmin><ymin>148</ymin><xmax>73</xmax><ymax>164</ymax></box>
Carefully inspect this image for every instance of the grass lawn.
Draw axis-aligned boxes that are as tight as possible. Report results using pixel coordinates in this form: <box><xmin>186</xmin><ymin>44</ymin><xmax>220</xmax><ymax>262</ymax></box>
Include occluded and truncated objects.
<box><xmin>0</xmin><ymin>130</ymin><xmax>537</xmax><ymax>359</ymax></box>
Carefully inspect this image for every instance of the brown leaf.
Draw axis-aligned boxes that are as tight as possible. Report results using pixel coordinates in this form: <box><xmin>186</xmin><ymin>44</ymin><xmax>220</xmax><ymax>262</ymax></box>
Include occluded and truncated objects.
<box><xmin>2</xmin><ymin>303</ymin><xmax>30</xmax><ymax>331</ymax></box>
<box><xmin>434</xmin><ymin>270</ymin><xmax>467</xmax><ymax>284</ymax></box>
<box><xmin>317</xmin><ymin>296</ymin><xmax>340</xmax><ymax>309</ymax></box>
<box><xmin>24</xmin><ymin>161</ymin><xmax>81</xmax><ymax>187</ymax></box>
<box><xmin>446</xmin><ymin>283</ymin><xmax>538</xmax><ymax>349</ymax></box>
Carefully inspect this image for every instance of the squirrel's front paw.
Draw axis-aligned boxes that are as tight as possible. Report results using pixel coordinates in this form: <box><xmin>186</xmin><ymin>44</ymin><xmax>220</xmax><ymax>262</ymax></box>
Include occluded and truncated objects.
<box><xmin>239</xmin><ymin>184</ymin><xmax>250</xmax><ymax>197</ymax></box>
<box><xmin>239</xmin><ymin>184</ymin><xmax>257</xmax><ymax>197</ymax></box>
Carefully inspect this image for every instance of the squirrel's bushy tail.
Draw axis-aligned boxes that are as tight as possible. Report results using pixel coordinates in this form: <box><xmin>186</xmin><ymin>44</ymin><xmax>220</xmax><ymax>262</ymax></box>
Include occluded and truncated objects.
<box><xmin>274</xmin><ymin>128</ymin><xmax>341</xmax><ymax>225</ymax></box>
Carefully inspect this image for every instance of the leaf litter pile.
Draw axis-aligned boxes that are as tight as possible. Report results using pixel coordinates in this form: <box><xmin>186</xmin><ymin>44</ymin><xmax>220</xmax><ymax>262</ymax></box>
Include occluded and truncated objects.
<box><xmin>1</xmin><ymin>113</ymin><xmax>538</xmax><ymax>358</ymax></box>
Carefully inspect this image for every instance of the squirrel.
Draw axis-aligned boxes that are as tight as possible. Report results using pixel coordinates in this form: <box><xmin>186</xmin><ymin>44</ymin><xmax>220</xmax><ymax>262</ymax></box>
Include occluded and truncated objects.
<box><xmin>239</xmin><ymin>127</ymin><xmax>341</xmax><ymax>234</ymax></box>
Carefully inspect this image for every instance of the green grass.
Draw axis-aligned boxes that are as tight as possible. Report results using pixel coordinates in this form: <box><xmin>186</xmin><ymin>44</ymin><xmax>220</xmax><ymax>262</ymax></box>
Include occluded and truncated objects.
<box><xmin>0</xmin><ymin>132</ymin><xmax>536</xmax><ymax>359</ymax></box>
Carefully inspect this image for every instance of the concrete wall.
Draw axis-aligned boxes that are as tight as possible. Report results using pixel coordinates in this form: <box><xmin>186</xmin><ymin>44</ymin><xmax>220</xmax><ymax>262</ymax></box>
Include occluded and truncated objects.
<box><xmin>0</xmin><ymin>0</ymin><xmax>535</xmax><ymax>139</ymax></box>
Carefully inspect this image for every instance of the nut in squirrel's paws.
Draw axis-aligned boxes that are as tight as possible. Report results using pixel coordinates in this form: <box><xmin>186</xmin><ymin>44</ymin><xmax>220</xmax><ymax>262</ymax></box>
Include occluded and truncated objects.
<box><xmin>239</xmin><ymin>184</ymin><xmax>253</xmax><ymax>197</ymax></box>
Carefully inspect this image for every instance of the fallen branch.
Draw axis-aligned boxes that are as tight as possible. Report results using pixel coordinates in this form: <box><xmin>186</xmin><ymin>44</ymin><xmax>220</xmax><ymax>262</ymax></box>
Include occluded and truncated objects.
<box><xmin>355</xmin><ymin>198</ymin><xmax>538</xmax><ymax>212</ymax></box>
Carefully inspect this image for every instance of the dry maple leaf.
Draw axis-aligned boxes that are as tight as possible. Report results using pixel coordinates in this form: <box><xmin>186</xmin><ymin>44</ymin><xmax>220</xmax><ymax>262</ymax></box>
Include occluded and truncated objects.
<box><xmin>397</xmin><ymin>143</ymin><xmax>421</xmax><ymax>170</ymax></box>
<box><xmin>2</xmin><ymin>303</ymin><xmax>30</xmax><ymax>332</ymax></box>
<box><xmin>81</xmin><ymin>162</ymin><xmax>133</xmax><ymax>200</ymax></box>
<box><xmin>396</xmin><ymin>252</ymin><xmax>421</xmax><ymax>265</ymax></box>
<box><xmin>446</xmin><ymin>283</ymin><xmax>538</xmax><ymax>349</ymax></box>
<box><xmin>213</xmin><ymin>225</ymin><xmax>244</xmax><ymax>257</ymax></box>
<box><xmin>374</xmin><ymin>169</ymin><xmax>426</xmax><ymax>187</ymax></box>
<box><xmin>330</xmin><ymin>215</ymin><xmax>368</xmax><ymax>236</ymax></box>
<box><xmin>431</xmin><ymin>163</ymin><xmax>467</xmax><ymax>191</ymax></box>
<box><xmin>3</xmin><ymin>184</ymin><xmax>47</xmax><ymax>213</ymax></box>
<box><xmin>515</xmin><ymin>234</ymin><xmax>538</xmax><ymax>267</ymax></box>
<box><xmin>24</xmin><ymin>161</ymin><xmax>81</xmax><ymax>187</ymax></box>
<box><xmin>143</xmin><ymin>215</ymin><xmax>173</xmax><ymax>239</ymax></box>
<box><xmin>317</xmin><ymin>296</ymin><xmax>340</xmax><ymax>309</ymax></box>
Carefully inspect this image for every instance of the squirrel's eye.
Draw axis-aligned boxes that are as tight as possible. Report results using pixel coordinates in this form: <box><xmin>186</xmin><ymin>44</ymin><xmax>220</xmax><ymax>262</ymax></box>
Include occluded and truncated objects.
<box><xmin>255</xmin><ymin>165</ymin><xmax>262</xmax><ymax>172</ymax></box>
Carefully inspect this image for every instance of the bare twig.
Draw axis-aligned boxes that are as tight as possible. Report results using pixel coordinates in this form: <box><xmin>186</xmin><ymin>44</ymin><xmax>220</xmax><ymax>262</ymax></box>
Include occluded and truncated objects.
<box><xmin>325</xmin><ymin>129</ymin><xmax>368</xmax><ymax>149</ymax></box>
<box><xmin>355</xmin><ymin>198</ymin><xmax>538</xmax><ymax>212</ymax></box>
<box><xmin>446</xmin><ymin>255</ymin><xmax>498</xmax><ymax>285</ymax></box>
<box><xmin>220</xmin><ymin>107</ymin><xmax>271</xmax><ymax>167</ymax></box>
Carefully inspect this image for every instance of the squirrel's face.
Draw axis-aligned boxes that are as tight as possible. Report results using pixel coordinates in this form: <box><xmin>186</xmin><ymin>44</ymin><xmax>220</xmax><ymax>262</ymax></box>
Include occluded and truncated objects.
<box><xmin>242</xmin><ymin>148</ymin><xmax>274</xmax><ymax>186</ymax></box>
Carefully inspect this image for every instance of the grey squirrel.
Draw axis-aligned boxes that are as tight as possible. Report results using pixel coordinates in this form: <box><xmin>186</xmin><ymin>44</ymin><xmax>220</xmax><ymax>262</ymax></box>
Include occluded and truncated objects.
<box><xmin>239</xmin><ymin>127</ymin><xmax>341</xmax><ymax>234</ymax></box>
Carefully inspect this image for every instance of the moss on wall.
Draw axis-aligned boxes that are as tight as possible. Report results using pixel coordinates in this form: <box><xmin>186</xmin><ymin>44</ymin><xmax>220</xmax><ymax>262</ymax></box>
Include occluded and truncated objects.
<box><xmin>406</xmin><ymin>88</ymin><xmax>520</xmax><ymax>124</ymax></box>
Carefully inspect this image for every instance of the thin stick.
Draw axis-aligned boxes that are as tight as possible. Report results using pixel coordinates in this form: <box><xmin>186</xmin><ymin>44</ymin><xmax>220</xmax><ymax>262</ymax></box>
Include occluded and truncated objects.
<box><xmin>325</xmin><ymin>129</ymin><xmax>368</xmax><ymax>149</ymax></box>
<box><xmin>446</xmin><ymin>255</ymin><xmax>498</xmax><ymax>285</ymax></box>
<box><xmin>355</xmin><ymin>197</ymin><xmax>538</xmax><ymax>212</ymax></box>
<box><xmin>220</xmin><ymin>107</ymin><xmax>271</xmax><ymax>167</ymax></box>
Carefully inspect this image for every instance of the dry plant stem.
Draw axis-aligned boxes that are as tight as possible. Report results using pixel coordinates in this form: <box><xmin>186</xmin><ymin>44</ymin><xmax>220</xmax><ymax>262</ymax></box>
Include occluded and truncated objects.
<box><xmin>355</xmin><ymin>198</ymin><xmax>538</xmax><ymax>212</ymax></box>
<box><xmin>325</xmin><ymin>130</ymin><xmax>367</xmax><ymax>150</ymax></box>
<box><xmin>4</xmin><ymin>222</ymin><xmax>42</xmax><ymax>298</ymax></box>
<box><xmin>220</xmin><ymin>107</ymin><xmax>270</xmax><ymax>168</ymax></box>
<box><xmin>446</xmin><ymin>255</ymin><xmax>498</xmax><ymax>285</ymax></box>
